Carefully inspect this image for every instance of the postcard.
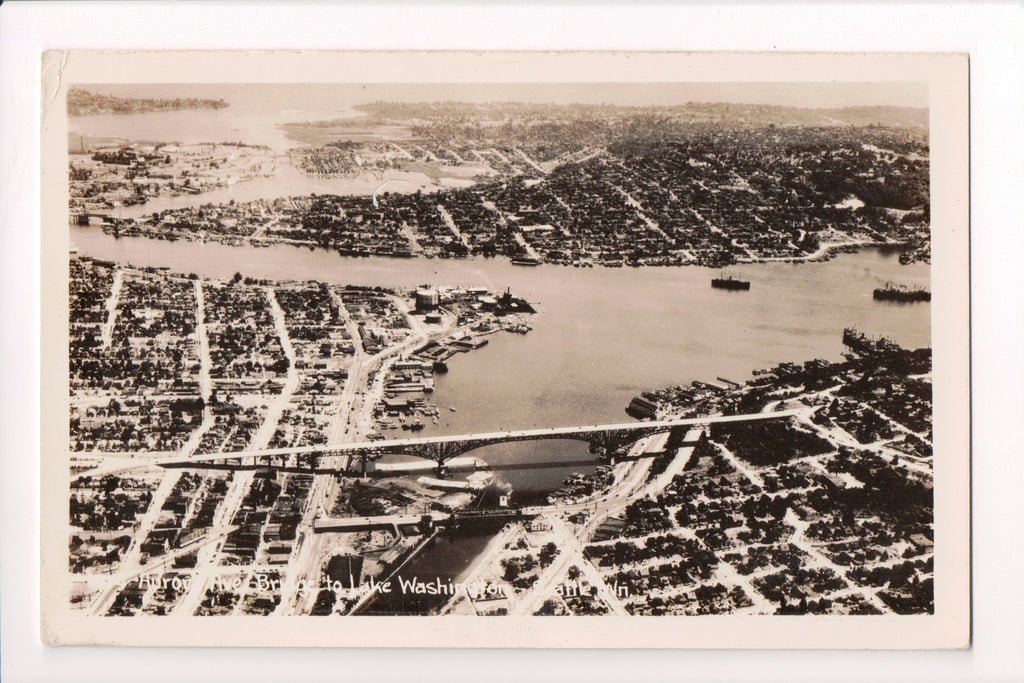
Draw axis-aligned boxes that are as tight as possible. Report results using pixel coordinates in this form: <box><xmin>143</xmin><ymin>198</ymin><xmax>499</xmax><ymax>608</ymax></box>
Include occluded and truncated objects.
<box><xmin>40</xmin><ymin>50</ymin><xmax>970</xmax><ymax>648</ymax></box>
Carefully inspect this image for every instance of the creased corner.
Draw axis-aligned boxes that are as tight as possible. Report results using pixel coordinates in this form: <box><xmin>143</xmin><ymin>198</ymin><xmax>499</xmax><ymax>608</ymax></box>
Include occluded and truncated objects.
<box><xmin>41</xmin><ymin>50</ymin><xmax>71</xmax><ymax>118</ymax></box>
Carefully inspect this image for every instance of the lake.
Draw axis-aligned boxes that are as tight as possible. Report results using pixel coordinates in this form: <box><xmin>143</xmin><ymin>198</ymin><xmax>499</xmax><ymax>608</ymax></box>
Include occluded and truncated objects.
<box><xmin>70</xmin><ymin>226</ymin><xmax>930</xmax><ymax>497</ymax></box>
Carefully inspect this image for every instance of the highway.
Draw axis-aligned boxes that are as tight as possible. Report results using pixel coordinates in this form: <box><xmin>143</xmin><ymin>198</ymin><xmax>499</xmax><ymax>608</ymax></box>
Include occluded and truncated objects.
<box><xmin>276</xmin><ymin>291</ymin><xmax>459</xmax><ymax>615</ymax></box>
<box><xmin>78</xmin><ymin>409</ymin><xmax>803</xmax><ymax>472</ymax></box>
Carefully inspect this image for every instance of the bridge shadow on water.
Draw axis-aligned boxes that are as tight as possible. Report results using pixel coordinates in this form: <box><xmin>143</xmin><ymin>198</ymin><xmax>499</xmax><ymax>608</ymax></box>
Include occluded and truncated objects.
<box><xmin>476</xmin><ymin>458</ymin><xmax>602</xmax><ymax>472</ymax></box>
<box><xmin>162</xmin><ymin>457</ymin><xmax>604</xmax><ymax>477</ymax></box>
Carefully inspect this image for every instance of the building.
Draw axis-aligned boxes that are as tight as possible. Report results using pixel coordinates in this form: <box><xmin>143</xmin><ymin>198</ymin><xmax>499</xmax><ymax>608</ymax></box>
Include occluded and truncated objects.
<box><xmin>626</xmin><ymin>395</ymin><xmax>659</xmax><ymax>419</ymax></box>
<box><xmin>325</xmin><ymin>555</ymin><xmax>363</xmax><ymax>589</ymax></box>
<box><xmin>415</xmin><ymin>288</ymin><xmax>439</xmax><ymax>312</ymax></box>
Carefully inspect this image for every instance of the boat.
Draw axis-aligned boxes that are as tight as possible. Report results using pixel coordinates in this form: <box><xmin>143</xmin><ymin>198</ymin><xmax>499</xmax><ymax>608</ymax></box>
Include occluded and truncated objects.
<box><xmin>842</xmin><ymin>327</ymin><xmax>899</xmax><ymax>355</ymax></box>
<box><xmin>511</xmin><ymin>257</ymin><xmax>541</xmax><ymax>266</ymax></box>
<box><xmin>711</xmin><ymin>274</ymin><xmax>751</xmax><ymax>291</ymax></box>
<box><xmin>873</xmin><ymin>283</ymin><xmax>931</xmax><ymax>302</ymax></box>
<box><xmin>466</xmin><ymin>471</ymin><xmax>497</xmax><ymax>491</ymax></box>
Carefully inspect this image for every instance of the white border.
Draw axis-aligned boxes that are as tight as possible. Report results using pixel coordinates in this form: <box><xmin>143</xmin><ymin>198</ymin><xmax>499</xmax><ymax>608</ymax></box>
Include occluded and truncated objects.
<box><xmin>3</xmin><ymin>2</ymin><xmax>1023</xmax><ymax>682</ymax></box>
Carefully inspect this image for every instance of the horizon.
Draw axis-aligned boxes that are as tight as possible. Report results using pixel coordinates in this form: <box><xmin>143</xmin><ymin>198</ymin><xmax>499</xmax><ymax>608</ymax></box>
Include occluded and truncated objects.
<box><xmin>71</xmin><ymin>82</ymin><xmax>929</xmax><ymax>112</ymax></box>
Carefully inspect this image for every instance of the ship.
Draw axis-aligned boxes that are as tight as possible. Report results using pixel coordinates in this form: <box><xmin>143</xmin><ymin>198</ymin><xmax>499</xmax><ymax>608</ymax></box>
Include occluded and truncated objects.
<box><xmin>711</xmin><ymin>274</ymin><xmax>751</xmax><ymax>291</ymax></box>
<box><xmin>842</xmin><ymin>327</ymin><xmax>900</xmax><ymax>355</ymax></box>
<box><xmin>494</xmin><ymin>287</ymin><xmax>536</xmax><ymax>315</ymax></box>
<box><xmin>873</xmin><ymin>283</ymin><xmax>931</xmax><ymax>302</ymax></box>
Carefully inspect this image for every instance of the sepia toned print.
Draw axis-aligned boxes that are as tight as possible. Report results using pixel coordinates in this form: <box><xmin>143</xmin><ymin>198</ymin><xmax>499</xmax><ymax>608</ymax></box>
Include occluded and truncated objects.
<box><xmin>41</xmin><ymin>51</ymin><xmax>969</xmax><ymax>648</ymax></box>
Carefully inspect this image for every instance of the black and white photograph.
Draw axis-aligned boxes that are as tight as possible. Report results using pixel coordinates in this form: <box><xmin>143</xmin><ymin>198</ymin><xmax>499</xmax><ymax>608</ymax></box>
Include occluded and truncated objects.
<box><xmin>36</xmin><ymin>50</ymin><xmax>970</xmax><ymax>649</ymax></box>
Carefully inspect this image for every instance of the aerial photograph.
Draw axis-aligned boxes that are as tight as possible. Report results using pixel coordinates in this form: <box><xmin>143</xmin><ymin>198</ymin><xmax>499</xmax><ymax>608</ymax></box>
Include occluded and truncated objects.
<box><xmin>61</xmin><ymin>80</ymin><xmax>934</xmax><ymax>620</ymax></box>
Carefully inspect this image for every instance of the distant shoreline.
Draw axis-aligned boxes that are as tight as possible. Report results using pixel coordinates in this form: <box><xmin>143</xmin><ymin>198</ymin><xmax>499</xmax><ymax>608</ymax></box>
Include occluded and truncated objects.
<box><xmin>68</xmin><ymin>87</ymin><xmax>229</xmax><ymax>117</ymax></box>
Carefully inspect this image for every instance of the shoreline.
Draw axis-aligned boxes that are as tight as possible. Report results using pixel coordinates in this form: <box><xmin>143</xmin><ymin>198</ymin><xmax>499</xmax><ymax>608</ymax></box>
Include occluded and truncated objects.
<box><xmin>451</xmin><ymin>522</ymin><xmax>511</xmax><ymax>586</ymax></box>
<box><xmin>80</xmin><ymin>223</ymin><xmax>924</xmax><ymax>270</ymax></box>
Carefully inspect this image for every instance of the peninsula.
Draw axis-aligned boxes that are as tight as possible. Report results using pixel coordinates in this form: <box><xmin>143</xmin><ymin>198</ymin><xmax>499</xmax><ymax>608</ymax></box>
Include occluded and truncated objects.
<box><xmin>69</xmin><ymin>87</ymin><xmax>229</xmax><ymax>117</ymax></box>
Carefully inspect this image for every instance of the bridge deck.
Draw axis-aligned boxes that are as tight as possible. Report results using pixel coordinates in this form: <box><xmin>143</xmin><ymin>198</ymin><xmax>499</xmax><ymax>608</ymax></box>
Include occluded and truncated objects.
<box><xmin>314</xmin><ymin>508</ymin><xmax>541</xmax><ymax>534</ymax></box>
<box><xmin>79</xmin><ymin>409</ymin><xmax>802</xmax><ymax>468</ymax></box>
<box><xmin>313</xmin><ymin>512</ymin><xmax>449</xmax><ymax>533</ymax></box>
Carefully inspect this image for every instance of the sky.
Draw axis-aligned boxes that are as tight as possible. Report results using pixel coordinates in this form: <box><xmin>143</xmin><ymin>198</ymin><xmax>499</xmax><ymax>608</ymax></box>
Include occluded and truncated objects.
<box><xmin>78</xmin><ymin>82</ymin><xmax>929</xmax><ymax>111</ymax></box>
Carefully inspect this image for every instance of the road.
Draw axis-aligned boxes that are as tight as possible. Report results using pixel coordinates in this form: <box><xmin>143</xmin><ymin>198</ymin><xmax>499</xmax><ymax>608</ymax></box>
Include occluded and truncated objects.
<box><xmin>607</xmin><ymin>182</ymin><xmax>672</xmax><ymax>243</ymax></box>
<box><xmin>326</xmin><ymin>289</ymin><xmax>367</xmax><ymax>445</ymax></box>
<box><xmin>89</xmin><ymin>525</ymin><xmax>236</xmax><ymax>617</ymax></box>
<box><xmin>510</xmin><ymin>432</ymin><xmax>697</xmax><ymax>615</ymax></box>
<box><xmin>783</xmin><ymin>509</ymin><xmax>890</xmax><ymax>614</ymax></box>
<box><xmin>90</xmin><ymin>278</ymin><xmax>218</xmax><ymax>615</ymax></box>
<box><xmin>436</xmin><ymin>204</ymin><xmax>470</xmax><ymax>252</ymax></box>
<box><xmin>513</xmin><ymin>147</ymin><xmax>545</xmax><ymax>175</ymax></box>
<box><xmin>514</xmin><ymin>514</ymin><xmax>629</xmax><ymax>616</ymax></box>
<box><xmin>99</xmin><ymin>268</ymin><xmax>124</xmax><ymax>350</ymax></box>
<box><xmin>277</xmin><ymin>291</ymin><xmax>458</xmax><ymax>614</ymax></box>
<box><xmin>81</xmin><ymin>409</ymin><xmax>804</xmax><ymax>470</ymax></box>
<box><xmin>690</xmin><ymin>208</ymin><xmax>758</xmax><ymax>260</ymax></box>
<box><xmin>179</xmin><ymin>279</ymin><xmax>215</xmax><ymax>457</ymax></box>
<box><xmin>241</xmin><ymin>287</ymin><xmax>299</xmax><ymax>455</ymax></box>
<box><xmin>173</xmin><ymin>286</ymin><xmax>300</xmax><ymax>615</ymax></box>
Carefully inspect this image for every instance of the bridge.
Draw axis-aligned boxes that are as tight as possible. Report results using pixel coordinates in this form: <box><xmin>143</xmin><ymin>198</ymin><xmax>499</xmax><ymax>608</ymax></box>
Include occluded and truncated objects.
<box><xmin>312</xmin><ymin>507</ymin><xmax>538</xmax><ymax>535</ymax></box>
<box><xmin>80</xmin><ymin>409</ymin><xmax>803</xmax><ymax>476</ymax></box>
